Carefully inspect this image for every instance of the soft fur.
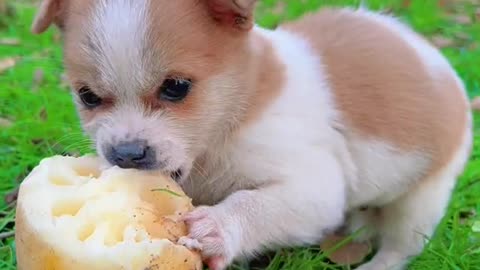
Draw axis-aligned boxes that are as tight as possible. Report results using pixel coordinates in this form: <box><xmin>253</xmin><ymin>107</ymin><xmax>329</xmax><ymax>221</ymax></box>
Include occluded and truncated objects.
<box><xmin>32</xmin><ymin>1</ymin><xmax>472</xmax><ymax>270</ymax></box>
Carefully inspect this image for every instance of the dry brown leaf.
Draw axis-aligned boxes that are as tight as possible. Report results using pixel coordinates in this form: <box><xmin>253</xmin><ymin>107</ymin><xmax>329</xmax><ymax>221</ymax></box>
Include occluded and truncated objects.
<box><xmin>439</xmin><ymin>0</ymin><xmax>457</xmax><ymax>12</ymax></box>
<box><xmin>0</xmin><ymin>0</ymin><xmax>6</xmax><ymax>14</ymax></box>
<box><xmin>39</xmin><ymin>107</ymin><xmax>48</xmax><ymax>121</ymax></box>
<box><xmin>271</xmin><ymin>2</ymin><xmax>286</xmax><ymax>15</ymax></box>
<box><xmin>438</xmin><ymin>0</ymin><xmax>450</xmax><ymax>7</ymax></box>
<box><xmin>0</xmin><ymin>38</ymin><xmax>20</xmax><ymax>46</ymax></box>
<box><xmin>32</xmin><ymin>69</ymin><xmax>45</xmax><ymax>92</ymax></box>
<box><xmin>430</xmin><ymin>35</ymin><xmax>455</xmax><ymax>48</ymax></box>
<box><xmin>453</xmin><ymin>14</ymin><xmax>472</xmax><ymax>25</ymax></box>
<box><xmin>0</xmin><ymin>117</ymin><xmax>13</xmax><ymax>127</ymax></box>
<box><xmin>0</xmin><ymin>57</ymin><xmax>18</xmax><ymax>74</ymax></box>
<box><xmin>4</xmin><ymin>187</ymin><xmax>18</xmax><ymax>206</ymax></box>
<box><xmin>455</xmin><ymin>32</ymin><xmax>470</xmax><ymax>40</ymax></box>
<box><xmin>320</xmin><ymin>234</ymin><xmax>371</xmax><ymax>265</ymax></box>
<box><xmin>34</xmin><ymin>69</ymin><xmax>44</xmax><ymax>82</ymax></box>
<box><xmin>31</xmin><ymin>138</ymin><xmax>45</xmax><ymax>145</ymax></box>
<box><xmin>472</xmin><ymin>97</ymin><xmax>480</xmax><ymax>111</ymax></box>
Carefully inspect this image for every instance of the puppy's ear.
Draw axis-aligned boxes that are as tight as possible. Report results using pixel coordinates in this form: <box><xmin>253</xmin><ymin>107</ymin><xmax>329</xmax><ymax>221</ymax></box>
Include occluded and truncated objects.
<box><xmin>206</xmin><ymin>0</ymin><xmax>258</xmax><ymax>30</ymax></box>
<box><xmin>31</xmin><ymin>0</ymin><xmax>66</xmax><ymax>34</ymax></box>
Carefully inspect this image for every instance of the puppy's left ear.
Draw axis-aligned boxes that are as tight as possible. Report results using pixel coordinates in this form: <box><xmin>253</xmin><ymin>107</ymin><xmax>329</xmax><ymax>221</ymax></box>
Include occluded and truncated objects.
<box><xmin>31</xmin><ymin>0</ymin><xmax>66</xmax><ymax>34</ymax></box>
<box><xmin>206</xmin><ymin>0</ymin><xmax>258</xmax><ymax>31</ymax></box>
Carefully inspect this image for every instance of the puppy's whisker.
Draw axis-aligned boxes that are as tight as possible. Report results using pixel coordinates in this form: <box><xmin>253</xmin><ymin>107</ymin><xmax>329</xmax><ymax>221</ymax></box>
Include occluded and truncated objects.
<box><xmin>192</xmin><ymin>165</ymin><xmax>209</xmax><ymax>183</ymax></box>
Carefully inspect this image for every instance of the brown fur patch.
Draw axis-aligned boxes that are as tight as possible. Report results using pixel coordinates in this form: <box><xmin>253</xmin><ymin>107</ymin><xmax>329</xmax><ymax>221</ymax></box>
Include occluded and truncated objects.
<box><xmin>240</xmin><ymin>33</ymin><xmax>286</xmax><ymax>127</ymax></box>
<box><xmin>143</xmin><ymin>0</ymin><xmax>252</xmax><ymax>118</ymax></box>
<box><xmin>31</xmin><ymin>0</ymin><xmax>67</xmax><ymax>34</ymax></box>
<box><xmin>283</xmin><ymin>9</ymin><xmax>468</xmax><ymax>175</ymax></box>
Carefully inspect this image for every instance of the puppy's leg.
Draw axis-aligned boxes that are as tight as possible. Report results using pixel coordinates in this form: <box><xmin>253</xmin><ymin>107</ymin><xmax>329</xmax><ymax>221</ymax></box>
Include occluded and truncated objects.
<box><xmin>342</xmin><ymin>207</ymin><xmax>379</xmax><ymax>243</ymax></box>
<box><xmin>181</xmin><ymin>152</ymin><xmax>346</xmax><ymax>270</ymax></box>
<box><xmin>356</xmin><ymin>172</ymin><xmax>457</xmax><ymax>270</ymax></box>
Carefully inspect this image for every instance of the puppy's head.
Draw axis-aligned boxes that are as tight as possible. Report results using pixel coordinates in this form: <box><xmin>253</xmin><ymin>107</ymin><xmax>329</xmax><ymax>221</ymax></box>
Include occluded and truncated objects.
<box><xmin>32</xmin><ymin>0</ymin><xmax>258</xmax><ymax>181</ymax></box>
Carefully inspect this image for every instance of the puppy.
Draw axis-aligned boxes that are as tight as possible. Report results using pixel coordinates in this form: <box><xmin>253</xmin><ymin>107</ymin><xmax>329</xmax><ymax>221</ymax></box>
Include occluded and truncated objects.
<box><xmin>32</xmin><ymin>0</ymin><xmax>472</xmax><ymax>269</ymax></box>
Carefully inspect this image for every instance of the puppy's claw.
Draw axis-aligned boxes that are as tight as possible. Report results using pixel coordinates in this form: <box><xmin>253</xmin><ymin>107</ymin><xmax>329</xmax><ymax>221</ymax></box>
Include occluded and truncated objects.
<box><xmin>178</xmin><ymin>236</ymin><xmax>203</xmax><ymax>251</ymax></box>
<box><xmin>181</xmin><ymin>206</ymin><xmax>210</xmax><ymax>222</ymax></box>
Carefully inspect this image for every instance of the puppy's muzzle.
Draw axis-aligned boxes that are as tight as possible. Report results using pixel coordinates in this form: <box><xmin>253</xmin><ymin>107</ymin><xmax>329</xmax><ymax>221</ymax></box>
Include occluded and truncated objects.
<box><xmin>106</xmin><ymin>140</ymin><xmax>156</xmax><ymax>170</ymax></box>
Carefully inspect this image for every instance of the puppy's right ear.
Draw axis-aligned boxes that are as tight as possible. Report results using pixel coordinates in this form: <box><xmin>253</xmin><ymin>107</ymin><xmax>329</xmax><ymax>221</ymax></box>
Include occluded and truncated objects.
<box><xmin>206</xmin><ymin>0</ymin><xmax>258</xmax><ymax>30</ymax></box>
<box><xmin>31</xmin><ymin>0</ymin><xmax>66</xmax><ymax>34</ymax></box>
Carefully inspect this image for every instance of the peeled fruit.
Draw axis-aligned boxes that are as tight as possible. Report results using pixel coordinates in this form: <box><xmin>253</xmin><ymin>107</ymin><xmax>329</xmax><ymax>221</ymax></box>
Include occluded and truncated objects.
<box><xmin>15</xmin><ymin>155</ymin><xmax>202</xmax><ymax>270</ymax></box>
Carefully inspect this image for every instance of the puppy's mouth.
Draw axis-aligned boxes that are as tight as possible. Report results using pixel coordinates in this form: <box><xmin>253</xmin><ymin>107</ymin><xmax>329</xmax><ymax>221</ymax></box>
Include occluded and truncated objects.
<box><xmin>170</xmin><ymin>169</ymin><xmax>184</xmax><ymax>182</ymax></box>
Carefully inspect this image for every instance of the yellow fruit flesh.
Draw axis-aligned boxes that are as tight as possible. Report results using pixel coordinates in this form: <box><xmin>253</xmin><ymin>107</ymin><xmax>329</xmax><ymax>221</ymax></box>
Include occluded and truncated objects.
<box><xmin>15</xmin><ymin>155</ymin><xmax>202</xmax><ymax>270</ymax></box>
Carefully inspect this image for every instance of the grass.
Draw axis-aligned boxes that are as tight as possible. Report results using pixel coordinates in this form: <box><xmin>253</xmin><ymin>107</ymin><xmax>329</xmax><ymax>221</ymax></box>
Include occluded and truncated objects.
<box><xmin>0</xmin><ymin>0</ymin><xmax>479</xmax><ymax>269</ymax></box>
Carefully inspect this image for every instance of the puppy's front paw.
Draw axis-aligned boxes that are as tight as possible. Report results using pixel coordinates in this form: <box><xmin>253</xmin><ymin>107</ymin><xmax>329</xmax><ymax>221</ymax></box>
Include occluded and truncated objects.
<box><xmin>180</xmin><ymin>206</ymin><xmax>236</xmax><ymax>270</ymax></box>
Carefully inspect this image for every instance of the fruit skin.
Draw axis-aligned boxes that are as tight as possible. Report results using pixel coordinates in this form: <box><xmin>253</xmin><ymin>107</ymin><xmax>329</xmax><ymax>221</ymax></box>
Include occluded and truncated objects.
<box><xmin>15</xmin><ymin>155</ymin><xmax>202</xmax><ymax>270</ymax></box>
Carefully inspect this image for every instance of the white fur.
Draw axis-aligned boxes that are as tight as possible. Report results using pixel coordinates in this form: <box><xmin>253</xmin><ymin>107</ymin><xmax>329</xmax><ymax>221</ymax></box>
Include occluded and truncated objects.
<box><xmin>345</xmin><ymin>141</ymin><xmax>430</xmax><ymax>208</ymax></box>
<box><xmin>233</xmin><ymin>27</ymin><xmax>341</xmax><ymax>184</ymax></box>
<box><xmin>86</xmin><ymin>0</ymin><xmax>151</xmax><ymax>98</ymax></box>
<box><xmin>356</xmin><ymin>112</ymin><xmax>472</xmax><ymax>270</ymax></box>
<box><xmin>182</xmin><ymin>28</ymin><xmax>350</xmax><ymax>267</ymax></box>
<box><xmin>94</xmin><ymin>106</ymin><xmax>189</xmax><ymax>173</ymax></box>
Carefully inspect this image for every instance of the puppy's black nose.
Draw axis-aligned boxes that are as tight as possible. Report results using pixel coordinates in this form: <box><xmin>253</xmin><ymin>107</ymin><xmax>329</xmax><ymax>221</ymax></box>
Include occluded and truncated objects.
<box><xmin>107</xmin><ymin>141</ymin><xmax>156</xmax><ymax>169</ymax></box>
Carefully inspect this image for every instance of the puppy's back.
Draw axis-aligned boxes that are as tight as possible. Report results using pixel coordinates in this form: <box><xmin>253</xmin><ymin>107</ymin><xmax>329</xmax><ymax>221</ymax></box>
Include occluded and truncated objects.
<box><xmin>282</xmin><ymin>8</ymin><xmax>470</xmax><ymax>177</ymax></box>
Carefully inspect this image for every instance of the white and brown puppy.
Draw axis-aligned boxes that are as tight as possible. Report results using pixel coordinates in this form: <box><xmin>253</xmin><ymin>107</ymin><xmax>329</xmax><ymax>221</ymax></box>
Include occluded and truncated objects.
<box><xmin>32</xmin><ymin>0</ymin><xmax>472</xmax><ymax>269</ymax></box>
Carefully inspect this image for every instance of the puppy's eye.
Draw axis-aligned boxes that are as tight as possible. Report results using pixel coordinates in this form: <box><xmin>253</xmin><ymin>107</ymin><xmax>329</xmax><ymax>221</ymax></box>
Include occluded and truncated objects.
<box><xmin>158</xmin><ymin>78</ymin><xmax>192</xmax><ymax>102</ymax></box>
<box><xmin>79</xmin><ymin>86</ymin><xmax>102</xmax><ymax>109</ymax></box>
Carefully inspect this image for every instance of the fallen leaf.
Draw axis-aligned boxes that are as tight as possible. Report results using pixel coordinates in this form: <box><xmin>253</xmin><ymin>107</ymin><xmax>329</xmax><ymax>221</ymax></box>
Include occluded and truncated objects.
<box><xmin>39</xmin><ymin>107</ymin><xmax>48</xmax><ymax>121</ymax></box>
<box><xmin>0</xmin><ymin>38</ymin><xmax>20</xmax><ymax>46</ymax></box>
<box><xmin>271</xmin><ymin>2</ymin><xmax>286</xmax><ymax>15</ymax></box>
<box><xmin>472</xmin><ymin>97</ymin><xmax>480</xmax><ymax>111</ymax></box>
<box><xmin>452</xmin><ymin>14</ymin><xmax>472</xmax><ymax>25</ymax></box>
<box><xmin>320</xmin><ymin>234</ymin><xmax>371</xmax><ymax>265</ymax></box>
<box><xmin>438</xmin><ymin>0</ymin><xmax>457</xmax><ymax>12</ymax></box>
<box><xmin>438</xmin><ymin>0</ymin><xmax>451</xmax><ymax>7</ymax></box>
<box><xmin>0</xmin><ymin>1</ymin><xmax>6</xmax><ymax>14</ymax></box>
<box><xmin>31</xmin><ymin>138</ymin><xmax>45</xmax><ymax>145</ymax></box>
<box><xmin>455</xmin><ymin>32</ymin><xmax>470</xmax><ymax>40</ymax></box>
<box><xmin>430</xmin><ymin>35</ymin><xmax>455</xmax><ymax>48</ymax></box>
<box><xmin>0</xmin><ymin>117</ymin><xmax>13</xmax><ymax>127</ymax></box>
<box><xmin>0</xmin><ymin>57</ymin><xmax>18</xmax><ymax>74</ymax></box>
<box><xmin>4</xmin><ymin>188</ymin><xmax>18</xmax><ymax>206</ymax></box>
<box><xmin>32</xmin><ymin>68</ymin><xmax>45</xmax><ymax>92</ymax></box>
